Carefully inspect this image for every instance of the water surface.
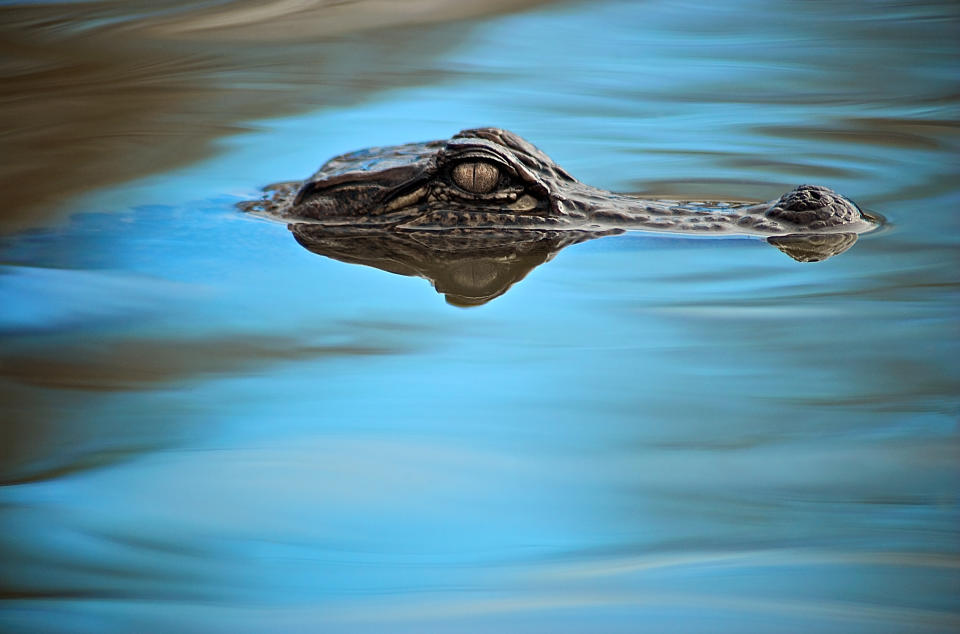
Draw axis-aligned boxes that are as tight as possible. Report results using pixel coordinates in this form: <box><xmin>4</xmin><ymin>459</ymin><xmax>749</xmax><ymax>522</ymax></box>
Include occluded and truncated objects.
<box><xmin>1</xmin><ymin>1</ymin><xmax>958</xmax><ymax>632</ymax></box>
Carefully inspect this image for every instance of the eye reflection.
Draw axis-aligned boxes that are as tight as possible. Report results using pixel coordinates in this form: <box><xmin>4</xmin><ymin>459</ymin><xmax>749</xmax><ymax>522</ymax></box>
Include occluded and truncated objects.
<box><xmin>451</xmin><ymin>161</ymin><xmax>500</xmax><ymax>194</ymax></box>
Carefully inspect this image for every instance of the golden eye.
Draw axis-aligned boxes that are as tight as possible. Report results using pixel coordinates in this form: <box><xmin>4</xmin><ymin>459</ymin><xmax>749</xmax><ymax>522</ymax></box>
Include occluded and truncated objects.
<box><xmin>451</xmin><ymin>161</ymin><xmax>500</xmax><ymax>194</ymax></box>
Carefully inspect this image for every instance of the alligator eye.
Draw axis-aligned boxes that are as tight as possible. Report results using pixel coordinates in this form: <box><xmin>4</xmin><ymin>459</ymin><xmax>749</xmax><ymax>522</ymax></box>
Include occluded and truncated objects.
<box><xmin>451</xmin><ymin>161</ymin><xmax>500</xmax><ymax>194</ymax></box>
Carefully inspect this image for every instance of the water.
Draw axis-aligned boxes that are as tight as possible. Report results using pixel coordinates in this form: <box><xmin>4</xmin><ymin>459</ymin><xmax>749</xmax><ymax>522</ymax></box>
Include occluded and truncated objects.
<box><xmin>1</xmin><ymin>1</ymin><xmax>958</xmax><ymax>632</ymax></box>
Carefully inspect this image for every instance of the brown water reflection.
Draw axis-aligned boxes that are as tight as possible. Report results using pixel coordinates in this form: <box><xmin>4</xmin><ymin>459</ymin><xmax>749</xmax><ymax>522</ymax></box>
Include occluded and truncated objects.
<box><xmin>0</xmin><ymin>0</ymin><xmax>554</xmax><ymax>232</ymax></box>
<box><xmin>0</xmin><ymin>331</ymin><xmax>412</xmax><ymax>485</ymax></box>
<box><xmin>0</xmin><ymin>333</ymin><xmax>405</xmax><ymax>391</ymax></box>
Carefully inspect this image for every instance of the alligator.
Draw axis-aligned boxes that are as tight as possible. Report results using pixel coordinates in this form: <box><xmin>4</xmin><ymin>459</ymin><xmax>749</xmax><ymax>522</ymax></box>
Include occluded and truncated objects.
<box><xmin>241</xmin><ymin>127</ymin><xmax>881</xmax><ymax>305</ymax></box>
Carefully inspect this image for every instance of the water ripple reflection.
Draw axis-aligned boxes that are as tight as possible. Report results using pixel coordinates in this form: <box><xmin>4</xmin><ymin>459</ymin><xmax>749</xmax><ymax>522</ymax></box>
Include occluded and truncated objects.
<box><xmin>1</xmin><ymin>0</ymin><xmax>958</xmax><ymax>632</ymax></box>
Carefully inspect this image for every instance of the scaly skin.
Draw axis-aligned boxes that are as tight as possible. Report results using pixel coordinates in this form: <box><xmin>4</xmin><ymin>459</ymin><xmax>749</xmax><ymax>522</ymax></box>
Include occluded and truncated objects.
<box><xmin>240</xmin><ymin>128</ymin><xmax>882</xmax><ymax>304</ymax></box>
<box><xmin>242</xmin><ymin>127</ymin><xmax>878</xmax><ymax>238</ymax></box>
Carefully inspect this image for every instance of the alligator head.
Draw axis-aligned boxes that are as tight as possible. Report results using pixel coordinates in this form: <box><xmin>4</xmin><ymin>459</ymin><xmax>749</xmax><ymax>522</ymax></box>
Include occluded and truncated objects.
<box><xmin>239</xmin><ymin>128</ymin><xmax>882</xmax><ymax>304</ymax></box>
<box><xmin>243</xmin><ymin>127</ymin><xmax>878</xmax><ymax>242</ymax></box>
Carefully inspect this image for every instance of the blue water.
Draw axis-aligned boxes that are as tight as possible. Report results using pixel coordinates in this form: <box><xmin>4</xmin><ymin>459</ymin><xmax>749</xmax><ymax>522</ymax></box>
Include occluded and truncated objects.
<box><xmin>1</xmin><ymin>1</ymin><xmax>958</xmax><ymax>632</ymax></box>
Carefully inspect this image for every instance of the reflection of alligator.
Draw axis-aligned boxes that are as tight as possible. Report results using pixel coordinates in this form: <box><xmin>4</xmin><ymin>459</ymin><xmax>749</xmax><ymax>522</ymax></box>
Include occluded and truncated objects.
<box><xmin>291</xmin><ymin>225</ymin><xmax>619</xmax><ymax>306</ymax></box>
<box><xmin>242</xmin><ymin>127</ymin><xmax>881</xmax><ymax>304</ymax></box>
